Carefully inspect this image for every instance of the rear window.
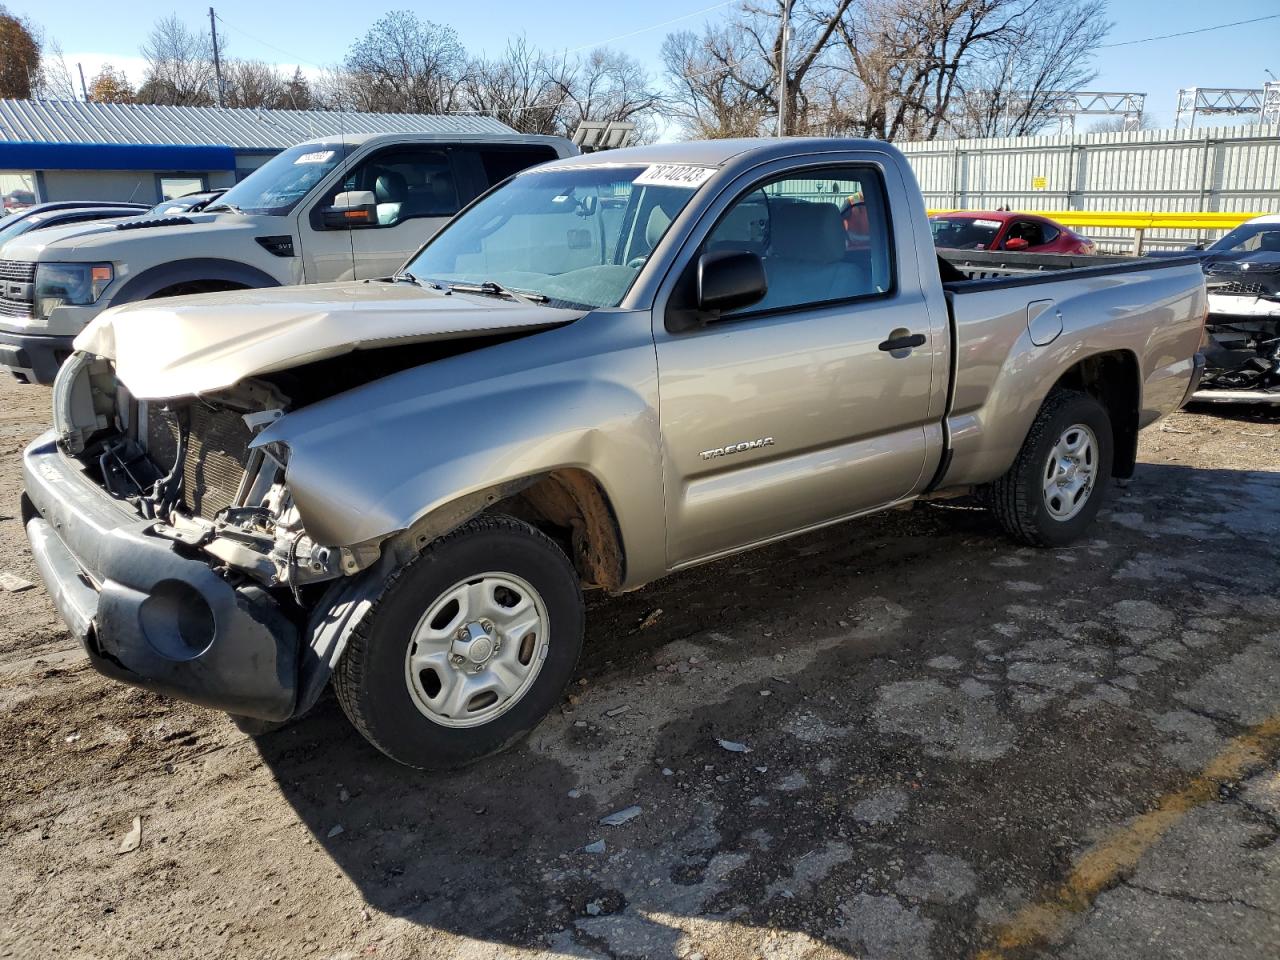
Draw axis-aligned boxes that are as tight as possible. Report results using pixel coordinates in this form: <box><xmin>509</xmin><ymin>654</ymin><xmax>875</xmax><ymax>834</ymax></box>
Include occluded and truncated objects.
<box><xmin>931</xmin><ymin>217</ymin><xmax>1002</xmax><ymax>249</ymax></box>
<box><xmin>479</xmin><ymin>146</ymin><xmax>559</xmax><ymax>187</ymax></box>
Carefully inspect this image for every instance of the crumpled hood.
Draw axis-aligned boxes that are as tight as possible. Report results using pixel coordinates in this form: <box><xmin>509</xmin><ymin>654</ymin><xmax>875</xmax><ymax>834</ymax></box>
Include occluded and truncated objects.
<box><xmin>75</xmin><ymin>280</ymin><xmax>584</xmax><ymax>399</ymax></box>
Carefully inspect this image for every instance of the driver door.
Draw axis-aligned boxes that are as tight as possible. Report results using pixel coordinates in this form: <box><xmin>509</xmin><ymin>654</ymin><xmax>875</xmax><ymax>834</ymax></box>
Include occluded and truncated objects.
<box><xmin>654</xmin><ymin>163</ymin><xmax>941</xmax><ymax>567</ymax></box>
<box><xmin>300</xmin><ymin>148</ymin><xmax>463</xmax><ymax>282</ymax></box>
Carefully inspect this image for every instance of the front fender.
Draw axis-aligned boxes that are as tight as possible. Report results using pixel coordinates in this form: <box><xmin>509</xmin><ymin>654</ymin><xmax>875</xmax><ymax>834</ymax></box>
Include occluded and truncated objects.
<box><xmin>256</xmin><ymin>312</ymin><xmax>667</xmax><ymax>589</ymax></box>
<box><xmin>112</xmin><ymin>258</ymin><xmax>284</xmax><ymax>303</ymax></box>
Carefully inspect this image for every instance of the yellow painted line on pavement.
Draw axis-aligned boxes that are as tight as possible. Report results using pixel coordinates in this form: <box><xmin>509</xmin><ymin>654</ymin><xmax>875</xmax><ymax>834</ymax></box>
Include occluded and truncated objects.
<box><xmin>974</xmin><ymin>712</ymin><xmax>1280</xmax><ymax>960</ymax></box>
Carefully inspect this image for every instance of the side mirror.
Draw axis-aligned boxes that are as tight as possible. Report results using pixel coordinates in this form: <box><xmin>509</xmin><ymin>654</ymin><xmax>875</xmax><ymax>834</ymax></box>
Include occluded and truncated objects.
<box><xmin>697</xmin><ymin>250</ymin><xmax>767</xmax><ymax>315</ymax></box>
<box><xmin>1004</xmin><ymin>237</ymin><xmax>1030</xmax><ymax>251</ymax></box>
<box><xmin>1186</xmin><ymin>243</ymin><xmax>1205</xmax><ymax>251</ymax></box>
<box><xmin>321</xmin><ymin>190</ymin><xmax>376</xmax><ymax>229</ymax></box>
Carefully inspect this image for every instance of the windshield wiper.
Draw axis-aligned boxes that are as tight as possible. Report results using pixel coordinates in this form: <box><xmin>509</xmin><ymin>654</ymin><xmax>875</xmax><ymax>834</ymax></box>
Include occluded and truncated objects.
<box><xmin>203</xmin><ymin>202</ymin><xmax>243</xmax><ymax>214</ymax></box>
<box><xmin>448</xmin><ymin>280</ymin><xmax>548</xmax><ymax>306</ymax></box>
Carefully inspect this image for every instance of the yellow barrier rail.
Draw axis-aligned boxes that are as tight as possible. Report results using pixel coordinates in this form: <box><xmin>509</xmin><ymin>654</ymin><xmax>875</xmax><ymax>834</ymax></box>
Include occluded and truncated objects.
<box><xmin>926</xmin><ymin>209</ymin><xmax>1269</xmax><ymax>254</ymax></box>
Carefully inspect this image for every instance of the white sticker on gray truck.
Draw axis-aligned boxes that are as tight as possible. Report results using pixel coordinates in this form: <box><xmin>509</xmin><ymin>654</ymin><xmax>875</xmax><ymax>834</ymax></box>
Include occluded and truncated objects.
<box><xmin>294</xmin><ymin>151</ymin><xmax>336</xmax><ymax>165</ymax></box>
<box><xmin>634</xmin><ymin>164</ymin><xmax>716</xmax><ymax>189</ymax></box>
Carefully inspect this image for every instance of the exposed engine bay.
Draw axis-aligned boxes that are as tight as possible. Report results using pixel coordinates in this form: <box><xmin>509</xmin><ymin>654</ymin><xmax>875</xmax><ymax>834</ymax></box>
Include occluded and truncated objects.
<box><xmin>54</xmin><ymin>355</ymin><xmax>369</xmax><ymax>597</ymax></box>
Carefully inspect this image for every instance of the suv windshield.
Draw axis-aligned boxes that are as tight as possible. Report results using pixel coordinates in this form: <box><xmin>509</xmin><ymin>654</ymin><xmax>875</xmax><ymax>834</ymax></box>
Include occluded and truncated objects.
<box><xmin>211</xmin><ymin>142</ymin><xmax>347</xmax><ymax>216</ymax></box>
<box><xmin>403</xmin><ymin>164</ymin><xmax>712</xmax><ymax>309</ymax></box>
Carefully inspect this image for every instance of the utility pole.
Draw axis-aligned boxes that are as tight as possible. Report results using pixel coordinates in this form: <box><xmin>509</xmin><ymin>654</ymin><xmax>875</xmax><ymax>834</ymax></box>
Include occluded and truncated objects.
<box><xmin>209</xmin><ymin>7</ymin><xmax>226</xmax><ymax>108</ymax></box>
<box><xmin>777</xmin><ymin>0</ymin><xmax>792</xmax><ymax>137</ymax></box>
<box><xmin>76</xmin><ymin>63</ymin><xmax>88</xmax><ymax>101</ymax></box>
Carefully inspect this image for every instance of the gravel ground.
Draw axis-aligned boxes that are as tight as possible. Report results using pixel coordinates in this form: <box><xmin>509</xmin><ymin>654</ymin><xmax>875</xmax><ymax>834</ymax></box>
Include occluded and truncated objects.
<box><xmin>1</xmin><ymin>374</ymin><xmax>1278</xmax><ymax>960</ymax></box>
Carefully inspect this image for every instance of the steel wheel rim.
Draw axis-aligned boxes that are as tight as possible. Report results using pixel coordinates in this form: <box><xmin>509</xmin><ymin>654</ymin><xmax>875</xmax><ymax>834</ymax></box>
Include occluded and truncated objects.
<box><xmin>404</xmin><ymin>572</ymin><xmax>550</xmax><ymax>728</ymax></box>
<box><xmin>1042</xmin><ymin>422</ymin><xmax>1098</xmax><ymax>522</ymax></box>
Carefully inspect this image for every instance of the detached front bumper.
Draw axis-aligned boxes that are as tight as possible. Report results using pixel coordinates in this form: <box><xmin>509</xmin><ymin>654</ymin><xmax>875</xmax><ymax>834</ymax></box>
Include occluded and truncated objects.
<box><xmin>0</xmin><ymin>329</ymin><xmax>73</xmax><ymax>384</ymax></box>
<box><xmin>21</xmin><ymin>431</ymin><xmax>300</xmax><ymax>720</ymax></box>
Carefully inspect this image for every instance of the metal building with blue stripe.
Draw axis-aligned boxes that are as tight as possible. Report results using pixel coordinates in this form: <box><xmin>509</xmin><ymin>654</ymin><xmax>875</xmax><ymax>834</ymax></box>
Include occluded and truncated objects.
<box><xmin>0</xmin><ymin>99</ymin><xmax>513</xmax><ymax>208</ymax></box>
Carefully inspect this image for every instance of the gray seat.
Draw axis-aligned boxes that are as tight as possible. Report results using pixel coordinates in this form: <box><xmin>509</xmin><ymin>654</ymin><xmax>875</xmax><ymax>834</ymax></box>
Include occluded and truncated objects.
<box><xmin>374</xmin><ymin>171</ymin><xmax>408</xmax><ymax>225</ymax></box>
<box><xmin>757</xmin><ymin>202</ymin><xmax>867</xmax><ymax>311</ymax></box>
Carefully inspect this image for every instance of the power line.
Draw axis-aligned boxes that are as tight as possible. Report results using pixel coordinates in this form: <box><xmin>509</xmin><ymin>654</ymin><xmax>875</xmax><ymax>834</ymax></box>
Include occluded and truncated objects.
<box><xmin>1098</xmin><ymin>13</ymin><xmax>1280</xmax><ymax>49</ymax></box>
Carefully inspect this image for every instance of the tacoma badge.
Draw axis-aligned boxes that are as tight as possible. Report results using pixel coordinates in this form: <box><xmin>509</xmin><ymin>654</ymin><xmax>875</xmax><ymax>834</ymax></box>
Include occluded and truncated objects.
<box><xmin>700</xmin><ymin>437</ymin><xmax>775</xmax><ymax>460</ymax></box>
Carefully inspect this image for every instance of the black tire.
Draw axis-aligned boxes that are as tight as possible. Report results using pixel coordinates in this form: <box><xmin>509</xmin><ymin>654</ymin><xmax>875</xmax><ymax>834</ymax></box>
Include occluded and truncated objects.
<box><xmin>333</xmin><ymin>515</ymin><xmax>584</xmax><ymax>770</ymax></box>
<box><xmin>986</xmin><ymin>389</ymin><xmax>1114</xmax><ymax>547</ymax></box>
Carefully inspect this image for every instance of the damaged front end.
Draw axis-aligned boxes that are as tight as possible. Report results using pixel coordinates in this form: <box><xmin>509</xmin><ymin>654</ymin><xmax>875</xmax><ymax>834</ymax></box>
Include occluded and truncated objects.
<box><xmin>1192</xmin><ymin>314</ymin><xmax>1280</xmax><ymax>404</ymax></box>
<box><xmin>1191</xmin><ymin>263</ymin><xmax>1280</xmax><ymax>404</ymax></box>
<box><xmin>23</xmin><ymin>352</ymin><xmax>386</xmax><ymax>722</ymax></box>
<box><xmin>57</xmin><ymin>353</ymin><xmax>377</xmax><ymax>592</ymax></box>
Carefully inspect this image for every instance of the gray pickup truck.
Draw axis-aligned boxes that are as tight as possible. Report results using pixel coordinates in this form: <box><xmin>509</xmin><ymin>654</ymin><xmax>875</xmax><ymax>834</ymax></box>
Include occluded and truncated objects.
<box><xmin>22</xmin><ymin>138</ymin><xmax>1207</xmax><ymax>769</ymax></box>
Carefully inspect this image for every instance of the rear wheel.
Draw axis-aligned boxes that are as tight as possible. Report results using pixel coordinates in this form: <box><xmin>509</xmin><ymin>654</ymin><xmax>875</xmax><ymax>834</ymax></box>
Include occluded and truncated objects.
<box><xmin>333</xmin><ymin>516</ymin><xmax>584</xmax><ymax>770</ymax></box>
<box><xmin>986</xmin><ymin>389</ymin><xmax>1114</xmax><ymax>546</ymax></box>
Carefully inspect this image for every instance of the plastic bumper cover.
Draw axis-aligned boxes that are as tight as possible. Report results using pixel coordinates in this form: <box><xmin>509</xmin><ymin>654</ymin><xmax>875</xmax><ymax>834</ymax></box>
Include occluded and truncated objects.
<box><xmin>21</xmin><ymin>431</ymin><xmax>299</xmax><ymax>721</ymax></box>
<box><xmin>0</xmin><ymin>329</ymin><xmax>73</xmax><ymax>384</ymax></box>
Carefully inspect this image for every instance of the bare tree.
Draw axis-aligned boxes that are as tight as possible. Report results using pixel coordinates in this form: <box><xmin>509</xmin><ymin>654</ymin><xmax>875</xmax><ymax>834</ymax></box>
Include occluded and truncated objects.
<box><xmin>556</xmin><ymin>48</ymin><xmax>664</xmax><ymax>141</ymax></box>
<box><xmin>662</xmin><ymin>29</ymin><xmax>771</xmax><ymax>137</ymax></box>
<box><xmin>138</xmin><ymin>14</ymin><xmax>216</xmax><ymax>106</ymax></box>
<box><xmin>342</xmin><ymin>10</ymin><xmax>468</xmax><ymax>113</ymax></box>
<box><xmin>664</xmin><ymin>0</ymin><xmax>1111</xmax><ymax>142</ymax></box>
<box><xmin>662</xmin><ymin>0</ymin><xmax>854</xmax><ymax>137</ymax></box>
<box><xmin>462</xmin><ymin>38</ymin><xmax>662</xmax><ymax>138</ymax></box>
<box><xmin>945</xmin><ymin>0</ymin><xmax>1111</xmax><ymax>138</ymax></box>
<box><xmin>223</xmin><ymin>60</ymin><xmax>286</xmax><ymax>109</ymax></box>
<box><xmin>463</xmin><ymin>37</ymin><xmax>572</xmax><ymax>134</ymax></box>
<box><xmin>32</xmin><ymin>36</ymin><xmax>77</xmax><ymax>100</ymax></box>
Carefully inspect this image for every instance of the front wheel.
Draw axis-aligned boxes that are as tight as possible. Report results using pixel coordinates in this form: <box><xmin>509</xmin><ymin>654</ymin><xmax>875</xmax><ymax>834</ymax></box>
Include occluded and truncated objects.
<box><xmin>985</xmin><ymin>389</ymin><xmax>1114</xmax><ymax>547</ymax></box>
<box><xmin>333</xmin><ymin>516</ymin><xmax>584</xmax><ymax>770</ymax></box>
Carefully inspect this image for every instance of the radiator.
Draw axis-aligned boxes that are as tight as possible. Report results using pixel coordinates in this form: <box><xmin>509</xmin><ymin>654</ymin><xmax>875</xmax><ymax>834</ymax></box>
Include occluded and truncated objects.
<box><xmin>147</xmin><ymin>403</ymin><xmax>253</xmax><ymax>519</ymax></box>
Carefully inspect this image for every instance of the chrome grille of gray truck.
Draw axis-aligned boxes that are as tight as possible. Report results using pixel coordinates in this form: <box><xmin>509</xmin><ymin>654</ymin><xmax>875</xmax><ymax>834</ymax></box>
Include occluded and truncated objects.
<box><xmin>0</xmin><ymin>259</ymin><xmax>35</xmax><ymax>317</ymax></box>
<box><xmin>0</xmin><ymin>260</ymin><xmax>35</xmax><ymax>282</ymax></box>
<box><xmin>147</xmin><ymin>404</ymin><xmax>253</xmax><ymax>519</ymax></box>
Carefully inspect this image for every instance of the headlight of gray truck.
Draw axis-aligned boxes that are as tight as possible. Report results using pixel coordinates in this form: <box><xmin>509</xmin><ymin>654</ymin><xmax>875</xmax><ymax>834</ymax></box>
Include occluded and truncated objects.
<box><xmin>33</xmin><ymin>262</ymin><xmax>114</xmax><ymax>318</ymax></box>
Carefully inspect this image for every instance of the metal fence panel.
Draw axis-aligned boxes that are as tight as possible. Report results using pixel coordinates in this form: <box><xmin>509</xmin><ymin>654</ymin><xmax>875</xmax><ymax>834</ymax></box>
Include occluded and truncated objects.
<box><xmin>896</xmin><ymin>124</ymin><xmax>1280</xmax><ymax>250</ymax></box>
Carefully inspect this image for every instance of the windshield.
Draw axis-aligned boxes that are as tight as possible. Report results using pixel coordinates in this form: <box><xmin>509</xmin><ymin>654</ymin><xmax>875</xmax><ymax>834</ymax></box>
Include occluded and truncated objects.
<box><xmin>930</xmin><ymin>216</ymin><xmax>1003</xmax><ymax>249</ymax></box>
<box><xmin>403</xmin><ymin>164</ymin><xmax>711</xmax><ymax>309</ymax></box>
<box><xmin>1208</xmin><ymin>221</ymin><xmax>1280</xmax><ymax>254</ymax></box>
<box><xmin>211</xmin><ymin>142</ymin><xmax>347</xmax><ymax>216</ymax></box>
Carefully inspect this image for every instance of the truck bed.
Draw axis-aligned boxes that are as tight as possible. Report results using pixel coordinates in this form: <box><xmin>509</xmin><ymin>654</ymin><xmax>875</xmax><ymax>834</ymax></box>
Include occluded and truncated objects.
<box><xmin>934</xmin><ymin>249</ymin><xmax>1208</xmax><ymax>490</ymax></box>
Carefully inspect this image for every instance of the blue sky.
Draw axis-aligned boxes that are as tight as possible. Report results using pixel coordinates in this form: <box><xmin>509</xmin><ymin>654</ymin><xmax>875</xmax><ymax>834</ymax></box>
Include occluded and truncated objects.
<box><xmin>21</xmin><ymin>0</ymin><xmax>1280</xmax><ymax>132</ymax></box>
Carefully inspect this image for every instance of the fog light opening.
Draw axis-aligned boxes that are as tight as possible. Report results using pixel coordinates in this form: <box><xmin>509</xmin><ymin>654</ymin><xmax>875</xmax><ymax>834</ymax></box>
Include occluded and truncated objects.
<box><xmin>139</xmin><ymin>580</ymin><xmax>215</xmax><ymax>661</ymax></box>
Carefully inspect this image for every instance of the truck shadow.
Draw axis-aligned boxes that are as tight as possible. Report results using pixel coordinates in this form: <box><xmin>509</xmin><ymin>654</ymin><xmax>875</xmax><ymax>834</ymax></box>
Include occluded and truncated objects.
<box><xmin>252</xmin><ymin>462</ymin><xmax>1280</xmax><ymax>956</ymax></box>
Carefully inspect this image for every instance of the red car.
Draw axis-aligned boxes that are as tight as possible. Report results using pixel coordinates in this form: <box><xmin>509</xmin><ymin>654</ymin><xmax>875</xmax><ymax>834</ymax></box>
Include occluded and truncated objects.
<box><xmin>930</xmin><ymin>211</ymin><xmax>1096</xmax><ymax>255</ymax></box>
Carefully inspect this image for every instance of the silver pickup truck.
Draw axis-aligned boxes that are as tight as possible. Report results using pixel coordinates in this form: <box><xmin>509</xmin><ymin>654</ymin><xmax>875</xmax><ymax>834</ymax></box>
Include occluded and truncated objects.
<box><xmin>22</xmin><ymin>138</ymin><xmax>1207</xmax><ymax>769</ymax></box>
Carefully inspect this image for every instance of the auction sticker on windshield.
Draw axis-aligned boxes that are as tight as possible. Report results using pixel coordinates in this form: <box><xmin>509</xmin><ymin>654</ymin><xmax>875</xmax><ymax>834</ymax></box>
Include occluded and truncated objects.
<box><xmin>974</xmin><ymin>219</ymin><xmax>1002</xmax><ymax>228</ymax></box>
<box><xmin>294</xmin><ymin>151</ymin><xmax>336</xmax><ymax>165</ymax></box>
<box><xmin>633</xmin><ymin>164</ymin><xmax>716</xmax><ymax>189</ymax></box>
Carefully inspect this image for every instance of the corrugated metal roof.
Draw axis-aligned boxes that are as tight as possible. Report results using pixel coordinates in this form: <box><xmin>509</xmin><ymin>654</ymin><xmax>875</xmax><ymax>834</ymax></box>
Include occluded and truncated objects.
<box><xmin>0</xmin><ymin>99</ymin><xmax>515</xmax><ymax>149</ymax></box>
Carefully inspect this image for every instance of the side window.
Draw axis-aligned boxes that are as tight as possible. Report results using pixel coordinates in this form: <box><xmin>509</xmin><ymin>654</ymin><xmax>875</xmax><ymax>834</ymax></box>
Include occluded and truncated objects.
<box><xmin>702</xmin><ymin>167</ymin><xmax>893</xmax><ymax>316</ymax></box>
<box><xmin>1006</xmin><ymin>220</ymin><xmax>1047</xmax><ymax>247</ymax></box>
<box><xmin>320</xmin><ymin>149</ymin><xmax>459</xmax><ymax>228</ymax></box>
<box><xmin>478</xmin><ymin>147</ymin><xmax>558</xmax><ymax>187</ymax></box>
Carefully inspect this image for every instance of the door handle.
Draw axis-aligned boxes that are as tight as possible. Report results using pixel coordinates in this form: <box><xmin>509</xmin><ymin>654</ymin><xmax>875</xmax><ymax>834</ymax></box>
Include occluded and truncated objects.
<box><xmin>878</xmin><ymin>332</ymin><xmax>927</xmax><ymax>352</ymax></box>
